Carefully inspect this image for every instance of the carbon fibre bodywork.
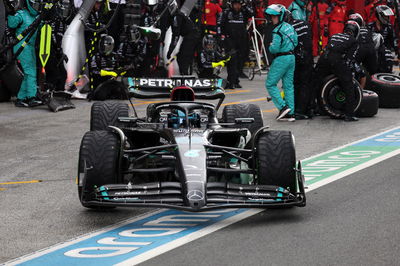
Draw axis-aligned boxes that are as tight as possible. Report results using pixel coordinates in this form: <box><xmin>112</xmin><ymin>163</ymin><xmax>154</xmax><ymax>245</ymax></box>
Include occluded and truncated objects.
<box><xmin>79</xmin><ymin>98</ymin><xmax>306</xmax><ymax>211</ymax></box>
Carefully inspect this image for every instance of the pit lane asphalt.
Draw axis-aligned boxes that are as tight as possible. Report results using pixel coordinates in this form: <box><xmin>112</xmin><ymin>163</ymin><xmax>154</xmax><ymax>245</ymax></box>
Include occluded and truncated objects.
<box><xmin>1</xmin><ymin>70</ymin><xmax>400</xmax><ymax>264</ymax></box>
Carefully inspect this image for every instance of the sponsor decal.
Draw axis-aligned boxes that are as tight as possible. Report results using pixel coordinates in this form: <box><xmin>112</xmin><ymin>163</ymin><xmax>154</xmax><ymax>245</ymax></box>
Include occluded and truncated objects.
<box><xmin>136</xmin><ymin>79</ymin><xmax>214</xmax><ymax>88</ymax></box>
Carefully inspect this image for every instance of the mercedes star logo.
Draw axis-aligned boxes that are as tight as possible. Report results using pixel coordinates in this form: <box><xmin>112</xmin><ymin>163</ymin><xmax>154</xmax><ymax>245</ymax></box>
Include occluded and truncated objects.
<box><xmin>187</xmin><ymin>190</ymin><xmax>204</xmax><ymax>201</ymax></box>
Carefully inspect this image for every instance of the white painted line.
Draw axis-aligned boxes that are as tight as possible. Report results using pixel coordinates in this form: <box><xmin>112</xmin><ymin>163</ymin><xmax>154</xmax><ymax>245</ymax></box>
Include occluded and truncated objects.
<box><xmin>4</xmin><ymin>209</ymin><xmax>166</xmax><ymax>266</ymax></box>
<box><xmin>307</xmin><ymin>148</ymin><xmax>400</xmax><ymax>191</ymax></box>
<box><xmin>115</xmin><ymin>209</ymin><xmax>262</xmax><ymax>266</ymax></box>
<box><xmin>301</xmin><ymin>125</ymin><xmax>400</xmax><ymax>162</ymax></box>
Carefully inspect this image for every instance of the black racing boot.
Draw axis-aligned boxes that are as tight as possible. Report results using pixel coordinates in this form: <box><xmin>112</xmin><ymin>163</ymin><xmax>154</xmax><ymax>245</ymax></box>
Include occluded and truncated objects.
<box><xmin>344</xmin><ymin>116</ymin><xmax>359</xmax><ymax>122</ymax></box>
<box><xmin>276</xmin><ymin>106</ymin><xmax>291</xmax><ymax>120</ymax></box>
<box><xmin>15</xmin><ymin>99</ymin><xmax>29</xmax><ymax>107</ymax></box>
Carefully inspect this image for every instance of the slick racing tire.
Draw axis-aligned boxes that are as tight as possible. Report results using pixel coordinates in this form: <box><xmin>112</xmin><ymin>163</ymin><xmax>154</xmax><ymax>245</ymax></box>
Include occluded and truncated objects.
<box><xmin>0</xmin><ymin>81</ymin><xmax>11</xmax><ymax>102</ymax></box>
<box><xmin>256</xmin><ymin>130</ymin><xmax>296</xmax><ymax>193</ymax></box>
<box><xmin>90</xmin><ymin>101</ymin><xmax>129</xmax><ymax>131</ymax></box>
<box><xmin>222</xmin><ymin>103</ymin><xmax>263</xmax><ymax>135</ymax></box>
<box><xmin>355</xmin><ymin>90</ymin><xmax>379</xmax><ymax>118</ymax></box>
<box><xmin>369</xmin><ymin>73</ymin><xmax>400</xmax><ymax>108</ymax></box>
<box><xmin>78</xmin><ymin>130</ymin><xmax>120</xmax><ymax>209</ymax></box>
<box><xmin>319</xmin><ymin>76</ymin><xmax>362</xmax><ymax>118</ymax></box>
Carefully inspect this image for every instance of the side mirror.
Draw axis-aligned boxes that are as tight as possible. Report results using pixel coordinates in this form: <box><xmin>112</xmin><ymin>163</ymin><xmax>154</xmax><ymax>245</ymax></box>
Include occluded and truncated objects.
<box><xmin>235</xmin><ymin>118</ymin><xmax>254</xmax><ymax>124</ymax></box>
<box><xmin>137</xmin><ymin>26</ymin><xmax>162</xmax><ymax>40</ymax></box>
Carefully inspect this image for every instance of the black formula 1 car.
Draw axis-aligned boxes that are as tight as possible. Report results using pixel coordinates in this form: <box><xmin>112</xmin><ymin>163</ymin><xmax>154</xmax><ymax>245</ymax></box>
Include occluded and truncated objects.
<box><xmin>77</xmin><ymin>77</ymin><xmax>306</xmax><ymax>211</ymax></box>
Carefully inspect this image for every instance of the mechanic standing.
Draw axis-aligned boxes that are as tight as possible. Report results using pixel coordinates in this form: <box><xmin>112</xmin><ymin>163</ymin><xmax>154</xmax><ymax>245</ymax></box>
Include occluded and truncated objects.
<box><xmin>328</xmin><ymin>0</ymin><xmax>347</xmax><ymax>37</ymax></box>
<box><xmin>217</xmin><ymin>0</ymin><xmax>254</xmax><ymax>89</ymax></box>
<box><xmin>264</xmin><ymin>4</ymin><xmax>298</xmax><ymax>121</ymax></box>
<box><xmin>368</xmin><ymin>5</ymin><xmax>399</xmax><ymax>73</ymax></box>
<box><xmin>287</xmin><ymin>10</ymin><xmax>313</xmax><ymax>119</ymax></box>
<box><xmin>309</xmin><ymin>0</ymin><xmax>330</xmax><ymax>56</ymax></box>
<box><xmin>202</xmin><ymin>0</ymin><xmax>222</xmax><ymax>33</ymax></box>
<box><xmin>313</xmin><ymin>21</ymin><xmax>360</xmax><ymax>122</ymax></box>
<box><xmin>167</xmin><ymin>8</ymin><xmax>199</xmax><ymax>75</ymax></box>
<box><xmin>7</xmin><ymin>0</ymin><xmax>42</xmax><ymax>107</ymax></box>
<box><xmin>288</xmin><ymin>0</ymin><xmax>307</xmax><ymax>21</ymax></box>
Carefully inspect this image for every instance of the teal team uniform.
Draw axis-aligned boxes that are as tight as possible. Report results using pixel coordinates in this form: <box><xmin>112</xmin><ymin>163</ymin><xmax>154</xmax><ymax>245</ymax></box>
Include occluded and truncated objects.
<box><xmin>288</xmin><ymin>0</ymin><xmax>307</xmax><ymax>21</ymax></box>
<box><xmin>266</xmin><ymin>21</ymin><xmax>298</xmax><ymax>115</ymax></box>
<box><xmin>8</xmin><ymin>0</ymin><xmax>39</xmax><ymax>100</ymax></box>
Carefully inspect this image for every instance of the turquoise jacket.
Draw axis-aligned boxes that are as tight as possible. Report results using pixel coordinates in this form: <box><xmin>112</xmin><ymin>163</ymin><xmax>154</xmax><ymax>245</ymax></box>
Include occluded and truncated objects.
<box><xmin>269</xmin><ymin>22</ymin><xmax>298</xmax><ymax>54</ymax></box>
<box><xmin>288</xmin><ymin>1</ymin><xmax>307</xmax><ymax>21</ymax></box>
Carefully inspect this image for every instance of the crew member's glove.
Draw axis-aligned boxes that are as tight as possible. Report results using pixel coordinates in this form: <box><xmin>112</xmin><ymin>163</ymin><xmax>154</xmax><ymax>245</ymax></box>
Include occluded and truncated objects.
<box><xmin>212</xmin><ymin>61</ymin><xmax>225</xmax><ymax>68</ymax></box>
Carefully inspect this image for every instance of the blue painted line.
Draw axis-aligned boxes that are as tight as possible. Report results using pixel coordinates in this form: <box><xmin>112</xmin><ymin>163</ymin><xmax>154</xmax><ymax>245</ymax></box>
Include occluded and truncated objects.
<box><xmin>17</xmin><ymin>209</ymin><xmax>246</xmax><ymax>265</ymax></box>
<box><xmin>352</xmin><ymin>128</ymin><xmax>400</xmax><ymax>147</ymax></box>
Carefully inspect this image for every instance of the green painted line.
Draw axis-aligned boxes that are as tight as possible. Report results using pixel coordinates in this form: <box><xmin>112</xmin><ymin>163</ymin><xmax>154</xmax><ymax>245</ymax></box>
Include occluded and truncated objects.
<box><xmin>302</xmin><ymin>127</ymin><xmax>400</xmax><ymax>187</ymax></box>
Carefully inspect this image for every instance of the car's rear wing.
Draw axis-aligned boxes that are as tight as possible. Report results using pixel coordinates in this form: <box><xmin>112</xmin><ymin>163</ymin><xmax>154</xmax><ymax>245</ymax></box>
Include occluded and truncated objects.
<box><xmin>125</xmin><ymin>76</ymin><xmax>226</xmax><ymax>109</ymax></box>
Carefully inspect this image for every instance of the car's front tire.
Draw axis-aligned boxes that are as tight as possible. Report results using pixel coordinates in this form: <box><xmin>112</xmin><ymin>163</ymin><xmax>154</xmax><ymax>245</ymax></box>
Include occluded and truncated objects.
<box><xmin>78</xmin><ymin>130</ymin><xmax>120</xmax><ymax>209</ymax></box>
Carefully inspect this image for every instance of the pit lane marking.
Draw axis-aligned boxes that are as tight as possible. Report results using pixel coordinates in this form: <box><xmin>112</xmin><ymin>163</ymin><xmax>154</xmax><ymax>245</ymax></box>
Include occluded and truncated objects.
<box><xmin>222</xmin><ymin>97</ymin><xmax>267</xmax><ymax>106</ymax></box>
<box><xmin>262</xmin><ymin>108</ymin><xmax>277</xmax><ymax>113</ymax></box>
<box><xmin>8</xmin><ymin>127</ymin><xmax>400</xmax><ymax>266</ymax></box>
<box><xmin>0</xmin><ymin>180</ymin><xmax>42</xmax><ymax>185</ymax></box>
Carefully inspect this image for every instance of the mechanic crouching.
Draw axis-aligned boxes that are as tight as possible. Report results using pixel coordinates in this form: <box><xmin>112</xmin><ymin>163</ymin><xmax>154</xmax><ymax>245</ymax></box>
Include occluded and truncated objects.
<box><xmin>312</xmin><ymin>21</ymin><xmax>360</xmax><ymax>122</ymax></box>
<box><xmin>264</xmin><ymin>4</ymin><xmax>298</xmax><ymax>121</ymax></box>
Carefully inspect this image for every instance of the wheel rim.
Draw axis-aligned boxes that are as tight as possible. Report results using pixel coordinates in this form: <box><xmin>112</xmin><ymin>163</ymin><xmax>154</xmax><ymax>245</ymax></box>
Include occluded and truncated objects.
<box><xmin>328</xmin><ymin>85</ymin><xmax>346</xmax><ymax>109</ymax></box>
<box><xmin>322</xmin><ymin>78</ymin><xmax>362</xmax><ymax>115</ymax></box>
<box><xmin>377</xmin><ymin>74</ymin><xmax>400</xmax><ymax>83</ymax></box>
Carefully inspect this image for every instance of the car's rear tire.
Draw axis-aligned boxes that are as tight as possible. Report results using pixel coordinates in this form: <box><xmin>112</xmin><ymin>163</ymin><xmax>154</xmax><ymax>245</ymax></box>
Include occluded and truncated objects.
<box><xmin>78</xmin><ymin>131</ymin><xmax>120</xmax><ymax>209</ymax></box>
<box><xmin>222</xmin><ymin>103</ymin><xmax>263</xmax><ymax>134</ymax></box>
<box><xmin>355</xmin><ymin>90</ymin><xmax>379</xmax><ymax>117</ymax></box>
<box><xmin>369</xmin><ymin>73</ymin><xmax>400</xmax><ymax>108</ymax></box>
<box><xmin>256</xmin><ymin>130</ymin><xmax>296</xmax><ymax>193</ymax></box>
<box><xmin>90</xmin><ymin>101</ymin><xmax>129</xmax><ymax>131</ymax></box>
<box><xmin>319</xmin><ymin>76</ymin><xmax>363</xmax><ymax>118</ymax></box>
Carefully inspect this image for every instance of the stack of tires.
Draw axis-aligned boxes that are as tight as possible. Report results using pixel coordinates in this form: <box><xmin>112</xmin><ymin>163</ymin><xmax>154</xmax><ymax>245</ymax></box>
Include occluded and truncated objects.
<box><xmin>368</xmin><ymin>73</ymin><xmax>400</xmax><ymax>108</ymax></box>
<box><xmin>319</xmin><ymin>75</ymin><xmax>379</xmax><ymax>118</ymax></box>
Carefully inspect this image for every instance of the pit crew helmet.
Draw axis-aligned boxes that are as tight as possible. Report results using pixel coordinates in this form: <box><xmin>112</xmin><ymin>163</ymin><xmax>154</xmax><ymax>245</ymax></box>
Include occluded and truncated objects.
<box><xmin>127</xmin><ymin>27</ymin><xmax>141</xmax><ymax>43</ymax></box>
<box><xmin>349</xmin><ymin>13</ymin><xmax>364</xmax><ymax>27</ymax></box>
<box><xmin>265</xmin><ymin>4</ymin><xmax>286</xmax><ymax>24</ymax></box>
<box><xmin>202</xmin><ymin>34</ymin><xmax>216</xmax><ymax>51</ymax></box>
<box><xmin>98</xmin><ymin>35</ymin><xmax>115</xmax><ymax>56</ymax></box>
<box><xmin>375</xmin><ymin>5</ymin><xmax>394</xmax><ymax>25</ymax></box>
<box><xmin>27</xmin><ymin>0</ymin><xmax>40</xmax><ymax>15</ymax></box>
<box><xmin>344</xmin><ymin>20</ymin><xmax>360</xmax><ymax>39</ymax></box>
